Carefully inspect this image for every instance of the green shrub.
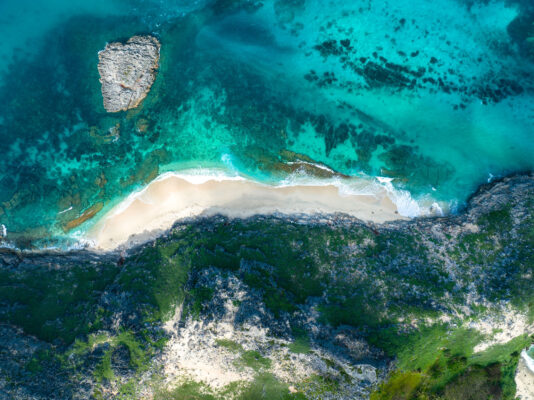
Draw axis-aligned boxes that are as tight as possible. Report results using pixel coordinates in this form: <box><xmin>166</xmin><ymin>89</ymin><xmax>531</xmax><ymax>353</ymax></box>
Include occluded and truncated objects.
<box><xmin>94</xmin><ymin>349</ymin><xmax>114</xmax><ymax>383</ymax></box>
<box><xmin>238</xmin><ymin>373</ymin><xmax>305</xmax><ymax>400</ymax></box>
<box><xmin>155</xmin><ymin>381</ymin><xmax>216</xmax><ymax>400</ymax></box>
<box><xmin>370</xmin><ymin>371</ymin><xmax>423</xmax><ymax>400</ymax></box>
<box><xmin>289</xmin><ymin>336</ymin><xmax>311</xmax><ymax>354</ymax></box>
<box><xmin>216</xmin><ymin>339</ymin><xmax>243</xmax><ymax>353</ymax></box>
<box><xmin>239</xmin><ymin>350</ymin><xmax>271</xmax><ymax>371</ymax></box>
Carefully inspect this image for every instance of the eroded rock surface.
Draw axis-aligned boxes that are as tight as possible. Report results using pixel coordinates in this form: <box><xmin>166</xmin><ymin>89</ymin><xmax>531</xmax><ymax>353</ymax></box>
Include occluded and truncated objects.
<box><xmin>98</xmin><ymin>35</ymin><xmax>160</xmax><ymax>112</ymax></box>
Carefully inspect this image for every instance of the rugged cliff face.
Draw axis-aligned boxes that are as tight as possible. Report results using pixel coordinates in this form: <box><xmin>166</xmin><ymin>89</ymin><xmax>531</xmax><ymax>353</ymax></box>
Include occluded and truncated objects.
<box><xmin>0</xmin><ymin>174</ymin><xmax>533</xmax><ymax>400</ymax></box>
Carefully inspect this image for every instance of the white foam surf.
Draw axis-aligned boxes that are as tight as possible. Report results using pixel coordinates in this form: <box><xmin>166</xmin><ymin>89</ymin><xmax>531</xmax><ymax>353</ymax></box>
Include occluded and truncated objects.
<box><xmin>522</xmin><ymin>347</ymin><xmax>534</xmax><ymax>374</ymax></box>
<box><xmin>90</xmin><ymin>166</ymin><xmax>448</xmax><ymax>232</ymax></box>
<box><xmin>277</xmin><ymin>169</ymin><xmax>448</xmax><ymax>218</ymax></box>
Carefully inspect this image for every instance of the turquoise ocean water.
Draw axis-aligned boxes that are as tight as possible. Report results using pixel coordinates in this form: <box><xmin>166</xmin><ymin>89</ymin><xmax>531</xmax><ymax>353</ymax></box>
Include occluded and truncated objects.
<box><xmin>0</xmin><ymin>0</ymin><xmax>533</xmax><ymax>248</ymax></box>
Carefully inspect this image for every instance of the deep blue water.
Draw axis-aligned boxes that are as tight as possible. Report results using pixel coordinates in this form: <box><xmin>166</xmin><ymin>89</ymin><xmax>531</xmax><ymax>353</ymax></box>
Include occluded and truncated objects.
<box><xmin>0</xmin><ymin>0</ymin><xmax>533</xmax><ymax>248</ymax></box>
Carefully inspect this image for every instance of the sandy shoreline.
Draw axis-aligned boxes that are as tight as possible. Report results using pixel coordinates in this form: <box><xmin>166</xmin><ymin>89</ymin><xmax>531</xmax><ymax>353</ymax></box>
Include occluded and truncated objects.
<box><xmin>515</xmin><ymin>350</ymin><xmax>534</xmax><ymax>399</ymax></box>
<box><xmin>86</xmin><ymin>173</ymin><xmax>407</xmax><ymax>251</ymax></box>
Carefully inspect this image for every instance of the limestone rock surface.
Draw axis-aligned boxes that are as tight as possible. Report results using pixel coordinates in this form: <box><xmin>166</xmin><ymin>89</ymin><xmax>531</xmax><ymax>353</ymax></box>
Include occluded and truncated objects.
<box><xmin>98</xmin><ymin>35</ymin><xmax>160</xmax><ymax>113</ymax></box>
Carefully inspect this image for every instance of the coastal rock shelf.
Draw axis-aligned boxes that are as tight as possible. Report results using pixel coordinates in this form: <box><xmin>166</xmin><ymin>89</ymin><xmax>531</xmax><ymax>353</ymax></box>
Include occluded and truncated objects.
<box><xmin>97</xmin><ymin>35</ymin><xmax>160</xmax><ymax>113</ymax></box>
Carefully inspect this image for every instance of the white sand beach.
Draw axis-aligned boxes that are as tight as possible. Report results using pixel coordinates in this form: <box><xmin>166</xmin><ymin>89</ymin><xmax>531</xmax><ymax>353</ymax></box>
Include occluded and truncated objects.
<box><xmin>515</xmin><ymin>350</ymin><xmax>534</xmax><ymax>400</ymax></box>
<box><xmin>86</xmin><ymin>173</ymin><xmax>408</xmax><ymax>251</ymax></box>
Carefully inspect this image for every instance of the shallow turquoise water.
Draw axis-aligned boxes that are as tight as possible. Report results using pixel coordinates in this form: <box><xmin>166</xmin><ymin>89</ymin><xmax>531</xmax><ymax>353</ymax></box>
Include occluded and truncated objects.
<box><xmin>0</xmin><ymin>0</ymin><xmax>533</xmax><ymax>248</ymax></box>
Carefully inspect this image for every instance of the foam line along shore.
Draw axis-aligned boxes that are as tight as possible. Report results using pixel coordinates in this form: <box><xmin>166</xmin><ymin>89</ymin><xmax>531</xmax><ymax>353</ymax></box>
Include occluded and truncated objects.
<box><xmin>85</xmin><ymin>168</ymin><xmax>451</xmax><ymax>251</ymax></box>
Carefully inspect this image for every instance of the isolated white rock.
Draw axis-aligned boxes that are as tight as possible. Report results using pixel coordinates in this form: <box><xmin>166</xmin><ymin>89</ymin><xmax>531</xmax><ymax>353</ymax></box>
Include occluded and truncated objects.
<box><xmin>98</xmin><ymin>35</ymin><xmax>160</xmax><ymax>112</ymax></box>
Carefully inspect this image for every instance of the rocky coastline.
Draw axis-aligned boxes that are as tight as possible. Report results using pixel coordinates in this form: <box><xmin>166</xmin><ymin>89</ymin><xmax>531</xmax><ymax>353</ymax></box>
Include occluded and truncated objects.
<box><xmin>0</xmin><ymin>173</ymin><xmax>533</xmax><ymax>399</ymax></box>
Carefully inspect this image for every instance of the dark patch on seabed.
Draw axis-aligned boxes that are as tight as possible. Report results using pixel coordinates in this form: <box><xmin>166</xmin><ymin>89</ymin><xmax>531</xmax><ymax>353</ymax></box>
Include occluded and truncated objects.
<box><xmin>0</xmin><ymin>0</ymin><xmax>533</xmax><ymax>248</ymax></box>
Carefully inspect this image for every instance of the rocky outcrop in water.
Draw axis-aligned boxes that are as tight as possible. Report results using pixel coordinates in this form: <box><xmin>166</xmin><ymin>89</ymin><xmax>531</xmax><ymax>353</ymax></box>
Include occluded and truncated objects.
<box><xmin>98</xmin><ymin>35</ymin><xmax>160</xmax><ymax>113</ymax></box>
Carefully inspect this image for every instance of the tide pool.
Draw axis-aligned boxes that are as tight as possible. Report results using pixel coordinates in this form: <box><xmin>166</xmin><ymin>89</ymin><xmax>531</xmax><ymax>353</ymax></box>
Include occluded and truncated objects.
<box><xmin>0</xmin><ymin>0</ymin><xmax>533</xmax><ymax>248</ymax></box>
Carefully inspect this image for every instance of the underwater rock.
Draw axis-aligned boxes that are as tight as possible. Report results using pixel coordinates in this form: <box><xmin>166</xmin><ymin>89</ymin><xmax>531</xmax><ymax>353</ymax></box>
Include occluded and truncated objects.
<box><xmin>274</xmin><ymin>0</ymin><xmax>305</xmax><ymax>24</ymax></box>
<box><xmin>97</xmin><ymin>35</ymin><xmax>161</xmax><ymax>113</ymax></box>
<box><xmin>62</xmin><ymin>202</ymin><xmax>104</xmax><ymax>232</ymax></box>
<box><xmin>135</xmin><ymin>117</ymin><xmax>151</xmax><ymax>134</ymax></box>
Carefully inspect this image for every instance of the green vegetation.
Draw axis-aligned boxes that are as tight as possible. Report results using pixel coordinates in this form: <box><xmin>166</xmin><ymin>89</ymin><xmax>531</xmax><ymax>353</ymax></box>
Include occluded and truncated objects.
<box><xmin>238</xmin><ymin>373</ymin><xmax>306</xmax><ymax>400</ymax></box>
<box><xmin>115</xmin><ymin>330</ymin><xmax>149</xmax><ymax>371</ymax></box>
<box><xmin>94</xmin><ymin>350</ymin><xmax>114</xmax><ymax>383</ymax></box>
<box><xmin>378</xmin><ymin>325</ymin><xmax>483</xmax><ymax>372</ymax></box>
<box><xmin>216</xmin><ymin>339</ymin><xmax>244</xmax><ymax>353</ymax></box>
<box><xmin>371</xmin><ymin>327</ymin><xmax>533</xmax><ymax>400</ymax></box>
<box><xmin>66</xmin><ymin>330</ymin><xmax>149</xmax><ymax>383</ymax></box>
<box><xmin>371</xmin><ymin>371</ymin><xmax>422</xmax><ymax>400</ymax></box>
<box><xmin>120</xmin><ymin>240</ymin><xmax>190</xmax><ymax>322</ymax></box>
<box><xmin>296</xmin><ymin>374</ymin><xmax>342</xmax><ymax>398</ymax></box>
<box><xmin>25</xmin><ymin>349</ymin><xmax>53</xmax><ymax>374</ymax></box>
<box><xmin>215</xmin><ymin>339</ymin><xmax>272</xmax><ymax>372</ymax></box>
<box><xmin>187</xmin><ymin>286</ymin><xmax>215</xmax><ymax>319</ymax></box>
<box><xmin>155</xmin><ymin>381</ymin><xmax>217</xmax><ymax>400</ymax></box>
<box><xmin>289</xmin><ymin>336</ymin><xmax>311</xmax><ymax>354</ymax></box>
<box><xmin>117</xmin><ymin>379</ymin><xmax>139</xmax><ymax>399</ymax></box>
<box><xmin>1</xmin><ymin>185</ymin><xmax>533</xmax><ymax>399</ymax></box>
<box><xmin>154</xmin><ymin>375</ymin><xmax>307</xmax><ymax>400</ymax></box>
<box><xmin>238</xmin><ymin>350</ymin><xmax>272</xmax><ymax>371</ymax></box>
<box><xmin>70</xmin><ymin>332</ymin><xmax>112</xmax><ymax>357</ymax></box>
<box><xmin>0</xmin><ymin>262</ymin><xmax>119</xmax><ymax>344</ymax></box>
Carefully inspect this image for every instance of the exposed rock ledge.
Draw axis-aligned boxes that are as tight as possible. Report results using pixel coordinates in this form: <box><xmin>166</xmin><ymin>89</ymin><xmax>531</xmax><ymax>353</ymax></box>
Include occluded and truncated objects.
<box><xmin>97</xmin><ymin>35</ymin><xmax>160</xmax><ymax>113</ymax></box>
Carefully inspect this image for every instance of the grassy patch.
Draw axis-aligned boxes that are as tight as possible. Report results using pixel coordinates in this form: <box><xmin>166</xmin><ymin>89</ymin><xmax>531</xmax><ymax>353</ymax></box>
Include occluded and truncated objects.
<box><xmin>94</xmin><ymin>349</ymin><xmax>114</xmax><ymax>383</ymax></box>
<box><xmin>120</xmin><ymin>241</ymin><xmax>191</xmax><ymax>322</ymax></box>
<box><xmin>0</xmin><ymin>262</ymin><xmax>119</xmax><ymax>344</ymax></box>
<box><xmin>237</xmin><ymin>350</ymin><xmax>272</xmax><ymax>371</ymax></box>
<box><xmin>289</xmin><ymin>336</ymin><xmax>311</xmax><ymax>354</ymax></box>
<box><xmin>478</xmin><ymin>206</ymin><xmax>512</xmax><ymax>232</ymax></box>
<box><xmin>238</xmin><ymin>373</ymin><xmax>306</xmax><ymax>400</ymax></box>
<box><xmin>70</xmin><ymin>332</ymin><xmax>111</xmax><ymax>357</ymax></box>
<box><xmin>25</xmin><ymin>349</ymin><xmax>53</xmax><ymax>374</ymax></box>
<box><xmin>370</xmin><ymin>326</ymin><xmax>532</xmax><ymax>400</ymax></box>
<box><xmin>155</xmin><ymin>381</ymin><xmax>216</xmax><ymax>400</ymax></box>
<box><xmin>154</xmin><ymin>375</ymin><xmax>307</xmax><ymax>400</ymax></box>
<box><xmin>216</xmin><ymin>339</ymin><xmax>243</xmax><ymax>353</ymax></box>
<box><xmin>441</xmin><ymin>364</ymin><xmax>501</xmax><ymax>400</ymax></box>
<box><xmin>371</xmin><ymin>371</ymin><xmax>423</xmax><ymax>400</ymax></box>
<box><xmin>188</xmin><ymin>286</ymin><xmax>215</xmax><ymax>319</ymax></box>
<box><xmin>67</xmin><ymin>330</ymin><xmax>149</xmax><ymax>383</ymax></box>
<box><xmin>116</xmin><ymin>330</ymin><xmax>149</xmax><ymax>371</ymax></box>
<box><xmin>297</xmin><ymin>374</ymin><xmax>341</xmax><ymax>397</ymax></box>
<box><xmin>117</xmin><ymin>379</ymin><xmax>138</xmax><ymax>399</ymax></box>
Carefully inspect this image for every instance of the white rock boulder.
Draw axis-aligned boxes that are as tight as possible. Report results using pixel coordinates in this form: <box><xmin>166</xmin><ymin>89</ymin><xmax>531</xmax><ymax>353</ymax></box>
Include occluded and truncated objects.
<box><xmin>98</xmin><ymin>35</ymin><xmax>160</xmax><ymax>113</ymax></box>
